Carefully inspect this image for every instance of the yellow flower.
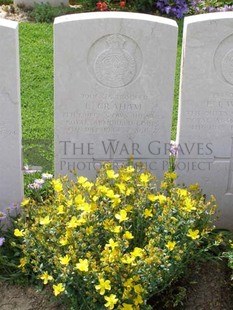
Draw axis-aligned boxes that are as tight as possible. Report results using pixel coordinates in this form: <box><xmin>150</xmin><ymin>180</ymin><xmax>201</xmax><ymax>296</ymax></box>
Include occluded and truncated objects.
<box><xmin>131</xmin><ymin>247</ymin><xmax>143</xmax><ymax>258</ymax></box>
<box><xmin>104</xmin><ymin>294</ymin><xmax>118</xmax><ymax>309</ymax></box>
<box><xmin>59</xmin><ymin>237</ymin><xmax>68</xmax><ymax>246</ymax></box>
<box><xmin>166</xmin><ymin>171</ymin><xmax>177</xmax><ymax>179</ymax></box>
<box><xmin>166</xmin><ymin>241</ymin><xmax>176</xmax><ymax>251</ymax></box>
<box><xmin>144</xmin><ymin>208</ymin><xmax>153</xmax><ymax>218</ymax></box>
<box><xmin>77</xmin><ymin>176</ymin><xmax>88</xmax><ymax>184</ymax></box>
<box><xmin>103</xmin><ymin>219</ymin><xmax>115</xmax><ymax>230</ymax></box>
<box><xmin>18</xmin><ymin>257</ymin><xmax>27</xmax><ymax>268</ymax></box>
<box><xmin>14</xmin><ymin>229</ymin><xmax>24</xmax><ymax>237</ymax></box>
<box><xmin>177</xmin><ymin>188</ymin><xmax>188</xmax><ymax>197</ymax></box>
<box><xmin>126</xmin><ymin>187</ymin><xmax>135</xmax><ymax>196</ymax></box>
<box><xmin>147</xmin><ymin>194</ymin><xmax>157</xmax><ymax>201</ymax></box>
<box><xmin>39</xmin><ymin>216</ymin><xmax>51</xmax><ymax>225</ymax></box>
<box><xmin>53</xmin><ymin>283</ymin><xmax>65</xmax><ymax>296</ymax></box>
<box><xmin>40</xmin><ymin>272</ymin><xmax>53</xmax><ymax>284</ymax></box>
<box><xmin>187</xmin><ymin>229</ymin><xmax>200</xmax><ymax>240</ymax></box>
<box><xmin>57</xmin><ymin>205</ymin><xmax>65</xmax><ymax>214</ymax></box>
<box><xmin>82</xmin><ymin>181</ymin><xmax>94</xmax><ymax>189</ymax></box>
<box><xmin>111</xmin><ymin>226</ymin><xmax>122</xmax><ymax>233</ymax></box>
<box><xmin>79</xmin><ymin>202</ymin><xmax>92</xmax><ymax>213</ymax></box>
<box><xmin>67</xmin><ymin>216</ymin><xmax>79</xmax><ymax>228</ymax></box>
<box><xmin>122</xmin><ymin>254</ymin><xmax>135</xmax><ymax>264</ymax></box>
<box><xmin>75</xmin><ymin>194</ymin><xmax>85</xmax><ymax>205</ymax></box>
<box><xmin>115</xmin><ymin>209</ymin><xmax>128</xmax><ymax>223</ymax></box>
<box><xmin>123</xmin><ymin>231</ymin><xmax>134</xmax><ymax>240</ymax></box>
<box><xmin>92</xmin><ymin>195</ymin><xmax>98</xmax><ymax>202</ymax></box>
<box><xmin>86</xmin><ymin>226</ymin><xmax>94</xmax><ymax>235</ymax></box>
<box><xmin>123</xmin><ymin>278</ymin><xmax>133</xmax><ymax>287</ymax></box>
<box><xmin>134</xmin><ymin>294</ymin><xmax>143</xmax><ymax>305</ymax></box>
<box><xmin>134</xmin><ymin>284</ymin><xmax>143</xmax><ymax>294</ymax></box>
<box><xmin>116</xmin><ymin>183</ymin><xmax>126</xmax><ymax>193</ymax></box>
<box><xmin>125</xmin><ymin>204</ymin><xmax>133</xmax><ymax>212</ymax></box>
<box><xmin>189</xmin><ymin>183</ymin><xmax>200</xmax><ymax>191</ymax></box>
<box><xmin>108</xmin><ymin>238</ymin><xmax>119</xmax><ymax>250</ymax></box>
<box><xmin>52</xmin><ymin>179</ymin><xmax>63</xmax><ymax>192</ymax></box>
<box><xmin>155</xmin><ymin>195</ymin><xmax>167</xmax><ymax>204</ymax></box>
<box><xmin>139</xmin><ymin>173</ymin><xmax>150</xmax><ymax>184</ymax></box>
<box><xmin>59</xmin><ymin>254</ymin><xmax>71</xmax><ymax>266</ymax></box>
<box><xmin>106</xmin><ymin>169</ymin><xmax>119</xmax><ymax>179</ymax></box>
<box><xmin>21</xmin><ymin>198</ymin><xmax>30</xmax><ymax>207</ymax></box>
<box><xmin>182</xmin><ymin>198</ymin><xmax>196</xmax><ymax>212</ymax></box>
<box><xmin>106</xmin><ymin>189</ymin><xmax>119</xmax><ymax>200</ymax></box>
<box><xmin>126</xmin><ymin>166</ymin><xmax>134</xmax><ymax>173</ymax></box>
<box><xmin>95</xmin><ymin>278</ymin><xmax>111</xmax><ymax>295</ymax></box>
<box><xmin>75</xmin><ymin>259</ymin><xmax>89</xmax><ymax>272</ymax></box>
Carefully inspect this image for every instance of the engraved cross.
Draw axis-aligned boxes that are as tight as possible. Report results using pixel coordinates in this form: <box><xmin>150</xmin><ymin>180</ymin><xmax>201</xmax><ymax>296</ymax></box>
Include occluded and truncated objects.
<box><xmin>213</xmin><ymin>137</ymin><xmax>233</xmax><ymax>195</ymax></box>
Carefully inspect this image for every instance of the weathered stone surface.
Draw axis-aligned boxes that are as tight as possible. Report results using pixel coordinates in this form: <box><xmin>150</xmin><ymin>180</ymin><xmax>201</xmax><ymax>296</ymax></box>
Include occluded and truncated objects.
<box><xmin>176</xmin><ymin>13</ymin><xmax>233</xmax><ymax>230</ymax></box>
<box><xmin>54</xmin><ymin>12</ymin><xmax>177</xmax><ymax>180</ymax></box>
<box><xmin>0</xmin><ymin>19</ymin><xmax>23</xmax><ymax>212</ymax></box>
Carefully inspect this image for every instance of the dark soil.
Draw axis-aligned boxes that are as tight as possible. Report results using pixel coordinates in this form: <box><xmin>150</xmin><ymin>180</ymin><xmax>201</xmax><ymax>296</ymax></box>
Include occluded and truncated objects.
<box><xmin>151</xmin><ymin>259</ymin><xmax>233</xmax><ymax>310</ymax></box>
<box><xmin>181</xmin><ymin>260</ymin><xmax>233</xmax><ymax>310</ymax></box>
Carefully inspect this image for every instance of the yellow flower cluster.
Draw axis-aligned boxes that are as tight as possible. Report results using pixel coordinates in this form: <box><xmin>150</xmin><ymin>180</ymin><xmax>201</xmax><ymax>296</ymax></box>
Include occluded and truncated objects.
<box><xmin>15</xmin><ymin>163</ymin><xmax>217</xmax><ymax>309</ymax></box>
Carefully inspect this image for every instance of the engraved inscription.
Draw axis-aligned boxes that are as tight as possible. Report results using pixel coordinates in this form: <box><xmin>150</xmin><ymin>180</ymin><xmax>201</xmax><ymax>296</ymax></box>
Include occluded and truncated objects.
<box><xmin>88</xmin><ymin>34</ymin><xmax>142</xmax><ymax>88</ymax></box>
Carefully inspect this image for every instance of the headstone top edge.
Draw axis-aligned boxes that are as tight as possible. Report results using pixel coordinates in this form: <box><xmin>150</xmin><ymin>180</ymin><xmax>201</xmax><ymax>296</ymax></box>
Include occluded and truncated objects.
<box><xmin>0</xmin><ymin>18</ymin><xmax>18</xmax><ymax>29</ymax></box>
<box><xmin>54</xmin><ymin>12</ymin><xmax>177</xmax><ymax>28</ymax></box>
<box><xmin>184</xmin><ymin>12</ymin><xmax>233</xmax><ymax>25</ymax></box>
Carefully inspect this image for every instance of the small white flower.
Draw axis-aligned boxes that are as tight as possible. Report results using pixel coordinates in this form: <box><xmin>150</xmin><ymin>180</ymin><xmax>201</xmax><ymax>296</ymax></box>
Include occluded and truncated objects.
<box><xmin>34</xmin><ymin>178</ymin><xmax>45</xmax><ymax>185</ymax></box>
<box><xmin>42</xmin><ymin>173</ymin><xmax>53</xmax><ymax>180</ymax></box>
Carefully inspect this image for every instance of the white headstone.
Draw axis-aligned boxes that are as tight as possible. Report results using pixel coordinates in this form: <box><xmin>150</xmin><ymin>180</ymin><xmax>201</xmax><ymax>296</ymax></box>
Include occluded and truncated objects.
<box><xmin>14</xmin><ymin>0</ymin><xmax>69</xmax><ymax>8</ymax></box>
<box><xmin>0</xmin><ymin>19</ymin><xmax>23</xmax><ymax>212</ymax></box>
<box><xmin>54</xmin><ymin>12</ymin><xmax>177</xmax><ymax>180</ymax></box>
<box><xmin>176</xmin><ymin>13</ymin><xmax>233</xmax><ymax>230</ymax></box>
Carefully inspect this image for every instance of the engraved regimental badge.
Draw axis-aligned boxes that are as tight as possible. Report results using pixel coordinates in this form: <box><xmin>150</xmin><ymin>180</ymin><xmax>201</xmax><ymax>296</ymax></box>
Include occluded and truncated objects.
<box><xmin>214</xmin><ymin>34</ymin><xmax>233</xmax><ymax>86</ymax></box>
<box><xmin>88</xmin><ymin>34</ymin><xmax>142</xmax><ymax>88</ymax></box>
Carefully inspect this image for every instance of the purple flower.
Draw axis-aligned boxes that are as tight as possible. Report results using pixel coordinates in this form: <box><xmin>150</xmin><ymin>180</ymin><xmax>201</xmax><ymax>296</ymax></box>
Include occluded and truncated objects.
<box><xmin>191</xmin><ymin>1</ymin><xmax>233</xmax><ymax>14</ymax></box>
<box><xmin>28</xmin><ymin>182</ymin><xmax>43</xmax><ymax>190</ymax></box>
<box><xmin>155</xmin><ymin>0</ymin><xmax>188</xmax><ymax>19</ymax></box>
<box><xmin>7</xmin><ymin>203</ymin><xmax>20</xmax><ymax>210</ymax></box>
<box><xmin>0</xmin><ymin>212</ymin><xmax>7</xmax><ymax>221</ymax></box>
<box><xmin>34</xmin><ymin>178</ymin><xmax>45</xmax><ymax>185</ymax></box>
<box><xmin>170</xmin><ymin>140</ymin><xmax>179</xmax><ymax>156</ymax></box>
<box><xmin>0</xmin><ymin>237</ymin><xmax>5</xmax><ymax>246</ymax></box>
<box><xmin>5</xmin><ymin>203</ymin><xmax>20</xmax><ymax>217</ymax></box>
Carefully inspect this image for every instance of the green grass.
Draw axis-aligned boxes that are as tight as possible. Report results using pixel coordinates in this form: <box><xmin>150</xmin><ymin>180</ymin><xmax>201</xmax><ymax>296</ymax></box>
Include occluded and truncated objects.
<box><xmin>172</xmin><ymin>19</ymin><xmax>183</xmax><ymax>139</ymax></box>
<box><xmin>19</xmin><ymin>23</ymin><xmax>53</xmax><ymax>171</ymax></box>
<box><xmin>19</xmin><ymin>19</ymin><xmax>183</xmax><ymax>172</ymax></box>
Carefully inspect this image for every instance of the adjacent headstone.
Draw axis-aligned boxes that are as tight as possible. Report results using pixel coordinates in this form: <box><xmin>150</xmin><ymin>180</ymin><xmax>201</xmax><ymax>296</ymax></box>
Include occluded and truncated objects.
<box><xmin>176</xmin><ymin>13</ymin><xmax>233</xmax><ymax>230</ymax></box>
<box><xmin>14</xmin><ymin>0</ymin><xmax>69</xmax><ymax>8</ymax></box>
<box><xmin>54</xmin><ymin>12</ymin><xmax>178</xmax><ymax>180</ymax></box>
<box><xmin>0</xmin><ymin>19</ymin><xmax>23</xmax><ymax>212</ymax></box>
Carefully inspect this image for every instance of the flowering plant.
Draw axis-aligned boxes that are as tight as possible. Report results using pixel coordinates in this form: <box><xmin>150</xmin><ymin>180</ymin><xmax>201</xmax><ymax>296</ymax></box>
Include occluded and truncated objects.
<box><xmin>155</xmin><ymin>0</ymin><xmax>189</xmax><ymax>19</ymax></box>
<box><xmin>223</xmin><ymin>240</ymin><xmax>233</xmax><ymax>281</ymax></box>
<box><xmin>0</xmin><ymin>203</ymin><xmax>24</xmax><ymax>282</ymax></box>
<box><xmin>191</xmin><ymin>0</ymin><xmax>233</xmax><ymax>14</ymax></box>
<box><xmin>14</xmin><ymin>163</ymin><xmax>217</xmax><ymax>309</ymax></box>
<box><xmin>96</xmin><ymin>0</ymin><xmax>127</xmax><ymax>11</ymax></box>
<box><xmin>24</xmin><ymin>171</ymin><xmax>53</xmax><ymax>203</ymax></box>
